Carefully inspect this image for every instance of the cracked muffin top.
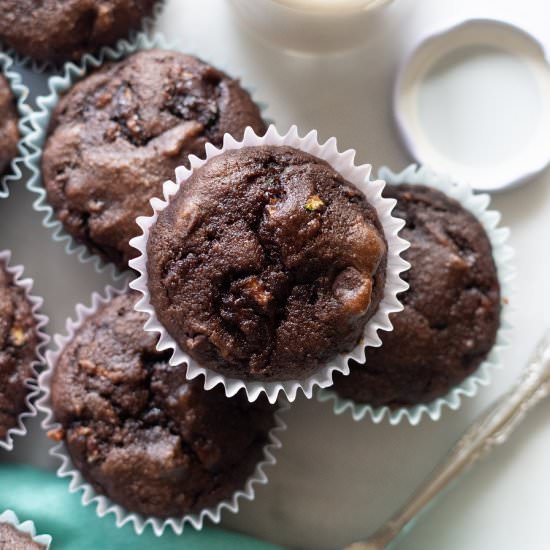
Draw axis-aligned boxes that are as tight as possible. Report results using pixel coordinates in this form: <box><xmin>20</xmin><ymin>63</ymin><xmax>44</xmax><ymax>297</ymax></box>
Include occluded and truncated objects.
<box><xmin>0</xmin><ymin>0</ymin><xmax>157</xmax><ymax>64</ymax></box>
<box><xmin>333</xmin><ymin>183</ymin><xmax>501</xmax><ymax>407</ymax></box>
<box><xmin>146</xmin><ymin>145</ymin><xmax>388</xmax><ymax>382</ymax></box>
<box><xmin>0</xmin><ymin>522</ymin><xmax>45</xmax><ymax>550</ymax></box>
<box><xmin>49</xmin><ymin>291</ymin><xmax>275</xmax><ymax>518</ymax></box>
<box><xmin>0</xmin><ymin>260</ymin><xmax>39</xmax><ymax>443</ymax></box>
<box><xmin>0</xmin><ymin>73</ymin><xmax>19</xmax><ymax>178</ymax></box>
<box><xmin>42</xmin><ymin>49</ymin><xmax>266</xmax><ymax>269</ymax></box>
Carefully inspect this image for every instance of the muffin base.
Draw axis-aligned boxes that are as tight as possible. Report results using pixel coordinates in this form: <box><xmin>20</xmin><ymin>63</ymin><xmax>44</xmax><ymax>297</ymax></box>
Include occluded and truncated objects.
<box><xmin>129</xmin><ymin>125</ymin><xmax>410</xmax><ymax>403</ymax></box>
<box><xmin>0</xmin><ymin>510</ymin><xmax>52</xmax><ymax>549</ymax></box>
<box><xmin>0</xmin><ymin>52</ymin><xmax>31</xmax><ymax>199</ymax></box>
<box><xmin>0</xmin><ymin>250</ymin><xmax>49</xmax><ymax>451</ymax></box>
<box><xmin>0</xmin><ymin>0</ymin><xmax>166</xmax><ymax>72</ymax></box>
<box><xmin>37</xmin><ymin>283</ymin><xmax>287</xmax><ymax>536</ymax></box>
<box><xmin>317</xmin><ymin>164</ymin><xmax>515</xmax><ymax>425</ymax></box>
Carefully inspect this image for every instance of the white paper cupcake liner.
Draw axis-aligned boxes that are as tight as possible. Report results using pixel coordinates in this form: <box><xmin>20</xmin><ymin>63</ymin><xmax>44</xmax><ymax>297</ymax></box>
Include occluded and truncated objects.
<box><xmin>0</xmin><ymin>1</ymin><xmax>166</xmax><ymax>74</ymax></box>
<box><xmin>36</xmin><ymin>284</ymin><xmax>287</xmax><ymax>537</ymax></box>
<box><xmin>0</xmin><ymin>52</ymin><xmax>32</xmax><ymax>199</ymax></box>
<box><xmin>0</xmin><ymin>510</ymin><xmax>52</xmax><ymax>549</ymax></box>
<box><xmin>129</xmin><ymin>125</ymin><xmax>410</xmax><ymax>404</ymax></box>
<box><xmin>317</xmin><ymin>164</ymin><xmax>515</xmax><ymax>425</ymax></box>
<box><xmin>0</xmin><ymin>250</ymin><xmax>50</xmax><ymax>451</ymax></box>
<box><xmin>24</xmin><ymin>31</ymin><xmax>270</xmax><ymax>277</ymax></box>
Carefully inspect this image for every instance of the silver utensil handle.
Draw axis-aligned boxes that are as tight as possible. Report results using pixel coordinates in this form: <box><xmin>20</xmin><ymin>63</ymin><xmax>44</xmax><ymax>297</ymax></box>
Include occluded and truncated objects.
<box><xmin>346</xmin><ymin>331</ymin><xmax>550</xmax><ymax>550</ymax></box>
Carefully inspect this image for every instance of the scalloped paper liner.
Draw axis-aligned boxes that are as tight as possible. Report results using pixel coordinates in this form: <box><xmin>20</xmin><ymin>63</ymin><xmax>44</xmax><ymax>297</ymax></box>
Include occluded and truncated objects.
<box><xmin>23</xmin><ymin>31</ymin><xmax>270</xmax><ymax>278</ymax></box>
<box><xmin>0</xmin><ymin>510</ymin><xmax>52</xmax><ymax>549</ymax></box>
<box><xmin>0</xmin><ymin>52</ymin><xmax>32</xmax><ymax>199</ymax></box>
<box><xmin>0</xmin><ymin>1</ymin><xmax>166</xmax><ymax>73</ymax></box>
<box><xmin>37</xmin><ymin>284</ymin><xmax>287</xmax><ymax>536</ymax></box>
<box><xmin>317</xmin><ymin>164</ymin><xmax>515</xmax><ymax>425</ymax></box>
<box><xmin>0</xmin><ymin>250</ymin><xmax>50</xmax><ymax>451</ymax></box>
<box><xmin>129</xmin><ymin>124</ymin><xmax>410</xmax><ymax>403</ymax></box>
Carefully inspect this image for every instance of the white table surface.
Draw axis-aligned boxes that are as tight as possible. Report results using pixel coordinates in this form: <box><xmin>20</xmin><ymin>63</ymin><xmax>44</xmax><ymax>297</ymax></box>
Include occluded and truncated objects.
<box><xmin>2</xmin><ymin>0</ymin><xmax>550</xmax><ymax>549</ymax></box>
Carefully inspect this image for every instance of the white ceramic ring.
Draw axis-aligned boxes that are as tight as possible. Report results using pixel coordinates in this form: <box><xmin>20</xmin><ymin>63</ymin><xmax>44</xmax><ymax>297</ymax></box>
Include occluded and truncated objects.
<box><xmin>394</xmin><ymin>18</ymin><xmax>550</xmax><ymax>192</ymax></box>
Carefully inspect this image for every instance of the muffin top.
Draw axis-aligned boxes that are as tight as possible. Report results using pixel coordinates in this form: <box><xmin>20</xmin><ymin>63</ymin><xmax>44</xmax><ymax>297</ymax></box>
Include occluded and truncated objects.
<box><xmin>0</xmin><ymin>260</ymin><xmax>39</xmax><ymax>442</ymax></box>
<box><xmin>0</xmin><ymin>522</ymin><xmax>45</xmax><ymax>550</ymax></box>
<box><xmin>146</xmin><ymin>145</ymin><xmax>388</xmax><ymax>382</ymax></box>
<box><xmin>0</xmin><ymin>0</ymin><xmax>157</xmax><ymax>64</ymax></box>
<box><xmin>42</xmin><ymin>49</ymin><xmax>266</xmax><ymax>269</ymax></box>
<box><xmin>0</xmin><ymin>74</ymin><xmax>19</xmax><ymax>177</ymax></box>
<box><xmin>334</xmin><ymin>183</ymin><xmax>501</xmax><ymax>407</ymax></box>
<box><xmin>50</xmin><ymin>292</ymin><xmax>275</xmax><ymax>518</ymax></box>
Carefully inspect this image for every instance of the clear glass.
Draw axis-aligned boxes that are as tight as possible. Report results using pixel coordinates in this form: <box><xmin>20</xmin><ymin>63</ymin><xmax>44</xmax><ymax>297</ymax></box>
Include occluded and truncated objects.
<box><xmin>272</xmin><ymin>0</ymin><xmax>391</xmax><ymax>14</ymax></box>
<box><xmin>229</xmin><ymin>0</ymin><xmax>394</xmax><ymax>55</ymax></box>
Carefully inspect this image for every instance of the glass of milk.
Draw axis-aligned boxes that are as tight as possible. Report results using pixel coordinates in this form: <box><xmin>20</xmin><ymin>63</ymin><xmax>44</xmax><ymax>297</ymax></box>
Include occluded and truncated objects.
<box><xmin>229</xmin><ymin>0</ymin><xmax>394</xmax><ymax>55</ymax></box>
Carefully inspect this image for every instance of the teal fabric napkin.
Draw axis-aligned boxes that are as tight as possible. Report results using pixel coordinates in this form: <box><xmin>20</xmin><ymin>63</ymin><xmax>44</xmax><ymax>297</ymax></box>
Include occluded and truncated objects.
<box><xmin>0</xmin><ymin>465</ymin><xmax>283</xmax><ymax>550</ymax></box>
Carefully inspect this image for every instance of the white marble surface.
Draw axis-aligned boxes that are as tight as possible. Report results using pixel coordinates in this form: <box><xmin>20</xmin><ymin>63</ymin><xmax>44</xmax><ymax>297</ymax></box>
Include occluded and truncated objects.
<box><xmin>2</xmin><ymin>0</ymin><xmax>550</xmax><ymax>548</ymax></box>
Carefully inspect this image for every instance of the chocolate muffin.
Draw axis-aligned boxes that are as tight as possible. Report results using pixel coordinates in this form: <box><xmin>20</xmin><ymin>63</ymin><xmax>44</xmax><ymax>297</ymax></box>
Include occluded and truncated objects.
<box><xmin>333</xmin><ymin>183</ymin><xmax>501</xmax><ymax>407</ymax></box>
<box><xmin>0</xmin><ymin>260</ymin><xmax>39</xmax><ymax>443</ymax></box>
<box><xmin>49</xmin><ymin>292</ymin><xmax>275</xmax><ymax>518</ymax></box>
<box><xmin>146</xmin><ymin>145</ymin><xmax>388</xmax><ymax>382</ymax></box>
<box><xmin>42</xmin><ymin>49</ymin><xmax>266</xmax><ymax>269</ymax></box>
<box><xmin>0</xmin><ymin>73</ymin><xmax>19</xmax><ymax>178</ymax></box>
<box><xmin>0</xmin><ymin>0</ymin><xmax>157</xmax><ymax>64</ymax></box>
<box><xmin>0</xmin><ymin>522</ymin><xmax>45</xmax><ymax>550</ymax></box>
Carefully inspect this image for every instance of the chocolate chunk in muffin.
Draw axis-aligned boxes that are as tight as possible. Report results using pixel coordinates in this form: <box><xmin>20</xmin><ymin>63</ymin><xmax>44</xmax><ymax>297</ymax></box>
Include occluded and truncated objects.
<box><xmin>42</xmin><ymin>49</ymin><xmax>267</xmax><ymax>269</ymax></box>
<box><xmin>0</xmin><ymin>260</ymin><xmax>39</xmax><ymax>443</ymax></box>
<box><xmin>146</xmin><ymin>145</ymin><xmax>388</xmax><ymax>382</ymax></box>
<box><xmin>0</xmin><ymin>522</ymin><xmax>45</xmax><ymax>550</ymax></box>
<box><xmin>0</xmin><ymin>74</ymin><xmax>19</xmax><ymax>178</ymax></box>
<box><xmin>50</xmin><ymin>292</ymin><xmax>275</xmax><ymax>518</ymax></box>
<box><xmin>0</xmin><ymin>0</ymin><xmax>157</xmax><ymax>64</ymax></box>
<box><xmin>333</xmin><ymin>183</ymin><xmax>501</xmax><ymax>407</ymax></box>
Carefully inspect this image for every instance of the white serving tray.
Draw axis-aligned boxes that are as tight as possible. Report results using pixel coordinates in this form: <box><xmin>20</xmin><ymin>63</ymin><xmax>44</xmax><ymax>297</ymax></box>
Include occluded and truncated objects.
<box><xmin>2</xmin><ymin>0</ymin><xmax>550</xmax><ymax>549</ymax></box>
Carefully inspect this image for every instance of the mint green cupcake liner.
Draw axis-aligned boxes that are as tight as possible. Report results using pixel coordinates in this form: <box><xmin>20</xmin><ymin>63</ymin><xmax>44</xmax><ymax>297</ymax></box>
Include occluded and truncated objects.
<box><xmin>24</xmin><ymin>30</ymin><xmax>270</xmax><ymax>276</ymax></box>
<box><xmin>0</xmin><ymin>510</ymin><xmax>52</xmax><ymax>548</ymax></box>
<box><xmin>0</xmin><ymin>1</ymin><xmax>166</xmax><ymax>73</ymax></box>
<box><xmin>0</xmin><ymin>52</ymin><xmax>32</xmax><ymax>199</ymax></box>
<box><xmin>317</xmin><ymin>164</ymin><xmax>515</xmax><ymax>425</ymax></box>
